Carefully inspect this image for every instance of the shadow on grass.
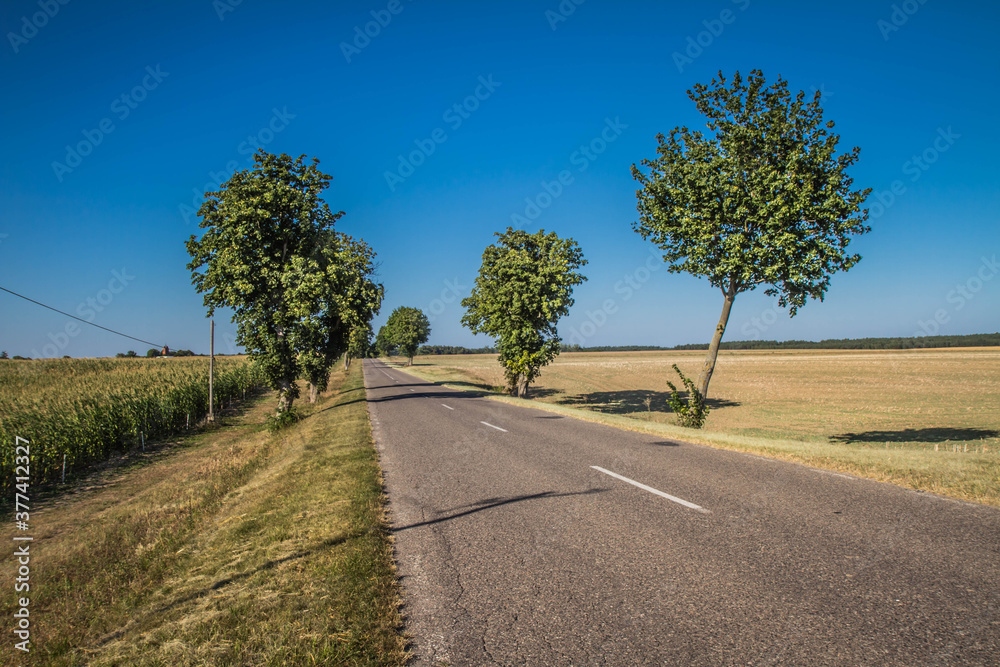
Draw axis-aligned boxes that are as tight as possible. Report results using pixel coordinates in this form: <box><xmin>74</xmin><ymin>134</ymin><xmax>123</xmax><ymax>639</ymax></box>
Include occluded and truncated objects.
<box><xmin>829</xmin><ymin>427</ymin><xmax>1000</xmax><ymax>445</ymax></box>
<box><xmin>300</xmin><ymin>385</ymin><xmax>368</xmax><ymax>416</ymax></box>
<box><xmin>140</xmin><ymin>531</ymin><xmax>364</xmax><ymax>623</ymax></box>
<box><xmin>555</xmin><ymin>390</ymin><xmax>739</xmax><ymax>415</ymax></box>
<box><xmin>394</xmin><ymin>488</ymin><xmax>607</xmax><ymax>532</ymax></box>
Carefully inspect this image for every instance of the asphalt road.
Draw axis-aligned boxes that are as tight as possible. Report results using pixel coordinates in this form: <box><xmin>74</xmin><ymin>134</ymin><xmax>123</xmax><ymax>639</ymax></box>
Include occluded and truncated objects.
<box><xmin>363</xmin><ymin>359</ymin><xmax>1000</xmax><ymax>666</ymax></box>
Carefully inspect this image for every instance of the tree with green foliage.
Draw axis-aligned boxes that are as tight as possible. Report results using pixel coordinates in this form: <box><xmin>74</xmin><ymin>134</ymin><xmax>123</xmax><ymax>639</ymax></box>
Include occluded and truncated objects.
<box><xmin>631</xmin><ymin>69</ymin><xmax>871</xmax><ymax>400</ymax></box>
<box><xmin>462</xmin><ymin>227</ymin><xmax>587</xmax><ymax>398</ymax></box>
<box><xmin>380</xmin><ymin>307</ymin><xmax>430</xmax><ymax>366</ymax></box>
<box><xmin>294</xmin><ymin>231</ymin><xmax>383</xmax><ymax>401</ymax></box>
<box><xmin>186</xmin><ymin>150</ymin><xmax>370</xmax><ymax>413</ymax></box>
<box><xmin>146</xmin><ymin>348</ymin><xmax>160</xmax><ymax>358</ymax></box>
<box><xmin>345</xmin><ymin>321</ymin><xmax>374</xmax><ymax>370</ymax></box>
<box><xmin>374</xmin><ymin>324</ymin><xmax>394</xmax><ymax>358</ymax></box>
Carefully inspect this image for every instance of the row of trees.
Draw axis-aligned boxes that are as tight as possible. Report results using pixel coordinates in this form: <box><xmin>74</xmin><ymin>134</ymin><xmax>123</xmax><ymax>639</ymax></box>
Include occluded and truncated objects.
<box><xmin>371</xmin><ymin>228</ymin><xmax>586</xmax><ymax>399</ymax></box>
<box><xmin>186</xmin><ymin>152</ymin><xmax>383</xmax><ymax>413</ymax></box>
<box><xmin>405</xmin><ymin>70</ymin><xmax>870</xmax><ymax>408</ymax></box>
<box><xmin>187</xmin><ymin>70</ymin><xmax>872</xmax><ymax>424</ymax></box>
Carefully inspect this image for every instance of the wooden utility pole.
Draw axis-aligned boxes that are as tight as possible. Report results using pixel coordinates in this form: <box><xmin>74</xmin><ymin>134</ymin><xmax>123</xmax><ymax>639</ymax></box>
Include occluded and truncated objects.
<box><xmin>208</xmin><ymin>319</ymin><xmax>215</xmax><ymax>423</ymax></box>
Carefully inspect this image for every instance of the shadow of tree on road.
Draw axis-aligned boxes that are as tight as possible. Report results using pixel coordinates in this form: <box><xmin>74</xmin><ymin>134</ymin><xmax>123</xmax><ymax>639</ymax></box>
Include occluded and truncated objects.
<box><xmin>555</xmin><ymin>390</ymin><xmax>739</xmax><ymax>415</ymax></box>
<box><xmin>393</xmin><ymin>488</ymin><xmax>608</xmax><ymax>532</ymax></box>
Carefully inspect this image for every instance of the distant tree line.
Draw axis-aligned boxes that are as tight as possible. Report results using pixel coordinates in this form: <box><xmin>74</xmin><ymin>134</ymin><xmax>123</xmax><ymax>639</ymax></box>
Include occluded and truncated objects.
<box><xmin>632</xmin><ymin>333</ymin><xmax>1000</xmax><ymax>352</ymax></box>
<box><xmin>113</xmin><ymin>349</ymin><xmax>198</xmax><ymax>358</ymax></box>
<box><xmin>418</xmin><ymin>345</ymin><xmax>498</xmax><ymax>355</ymax></box>
<box><xmin>415</xmin><ymin>333</ymin><xmax>999</xmax><ymax>356</ymax></box>
<box><xmin>559</xmin><ymin>344</ymin><xmax>670</xmax><ymax>353</ymax></box>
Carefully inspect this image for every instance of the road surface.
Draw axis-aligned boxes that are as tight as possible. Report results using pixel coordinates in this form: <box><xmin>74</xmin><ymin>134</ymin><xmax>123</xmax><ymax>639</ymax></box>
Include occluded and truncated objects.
<box><xmin>363</xmin><ymin>359</ymin><xmax>1000</xmax><ymax>665</ymax></box>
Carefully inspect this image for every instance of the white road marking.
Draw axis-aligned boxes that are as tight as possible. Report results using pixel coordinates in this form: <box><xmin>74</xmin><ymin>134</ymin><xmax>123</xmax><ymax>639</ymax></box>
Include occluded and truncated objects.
<box><xmin>442</xmin><ymin>404</ymin><xmax>454</xmax><ymax>410</ymax></box>
<box><xmin>591</xmin><ymin>466</ymin><xmax>709</xmax><ymax>513</ymax></box>
<box><xmin>481</xmin><ymin>421</ymin><xmax>507</xmax><ymax>433</ymax></box>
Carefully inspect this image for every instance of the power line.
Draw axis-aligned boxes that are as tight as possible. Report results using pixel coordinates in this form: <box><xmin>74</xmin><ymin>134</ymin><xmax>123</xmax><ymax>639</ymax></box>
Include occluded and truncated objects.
<box><xmin>0</xmin><ymin>285</ymin><xmax>164</xmax><ymax>349</ymax></box>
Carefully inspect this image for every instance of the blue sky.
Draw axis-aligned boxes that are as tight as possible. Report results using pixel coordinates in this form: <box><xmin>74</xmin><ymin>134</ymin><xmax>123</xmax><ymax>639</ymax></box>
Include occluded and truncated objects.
<box><xmin>1</xmin><ymin>0</ymin><xmax>997</xmax><ymax>357</ymax></box>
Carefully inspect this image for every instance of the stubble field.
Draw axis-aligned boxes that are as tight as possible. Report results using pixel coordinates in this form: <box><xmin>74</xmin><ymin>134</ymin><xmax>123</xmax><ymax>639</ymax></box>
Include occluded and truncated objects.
<box><xmin>394</xmin><ymin>348</ymin><xmax>1000</xmax><ymax>506</ymax></box>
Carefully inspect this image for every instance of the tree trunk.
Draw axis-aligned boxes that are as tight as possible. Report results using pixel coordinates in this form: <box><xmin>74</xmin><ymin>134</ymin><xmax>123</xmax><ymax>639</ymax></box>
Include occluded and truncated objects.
<box><xmin>344</xmin><ymin>354</ymin><xmax>350</xmax><ymax>371</ymax></box>
<box><xmin>308</xmin><ymin>382</ymin><xmax>318</xmax><ymax>404</ymax></box>
<box><xmin>697</xmin><ymin>286</ymin><xmax>737</xmax><ymax>399</ymax></box>
<box><xmin>277</xmin><ymin>379</ymin><xmax>295</xmax><ymax>414</ymax></box>
<box><xmin>407</xmin><ymin>355</ymin><xmax>413</xmax><ymax>366</ymax></box>
<box><xmin>517</xmin><ymin>375</ymin><xmax>529</xmax><ymax>398</ymax></box>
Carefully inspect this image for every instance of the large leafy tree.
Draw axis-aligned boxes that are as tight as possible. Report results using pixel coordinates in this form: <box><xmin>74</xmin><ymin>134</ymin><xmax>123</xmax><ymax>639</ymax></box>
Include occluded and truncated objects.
<box><xmin>462</xmin><ymin>227</ymin><xmax>587</xmax><ymax>398</ymax></box>
<box><xmin>186</xmin><ymin>150</ymin><xmax>372</xmax><ymax>413</ymax></box>
<box><xmin>632</xmin><ymin>70</ymin><xmax>871</xmax><ymax>399</ymax></box>
<box><xmin>380</xmin><ymin>307</ymin><xmax>430</xmax><ymax>365</ymax></box>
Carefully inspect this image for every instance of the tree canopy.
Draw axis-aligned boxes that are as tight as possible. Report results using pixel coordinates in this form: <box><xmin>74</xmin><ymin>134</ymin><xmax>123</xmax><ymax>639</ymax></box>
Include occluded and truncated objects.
<box><xmin>631</xmin><ymin>69</ymin><xmax>871</xmax><ymax>399</ymax></box>
<box><xmin>378</xmin><ymin>307</ymin><xmax>430</xmax><ymax>365</ymax></box>
<box><xmin>461</xmin><ymin>227</ymin><xmax>586</xmax><ymax>398</ymax></box>
<box><xmin>186</xmin><ymin>150</ymin><xmax>382</xmax><ymax>412</ymax></box>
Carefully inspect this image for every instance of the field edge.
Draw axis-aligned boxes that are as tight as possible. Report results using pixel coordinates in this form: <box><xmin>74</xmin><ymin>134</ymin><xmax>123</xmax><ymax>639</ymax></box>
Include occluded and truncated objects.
<box><xmin>391</xmin><ymin>361</ymin><xmax>1000</xmax><ymax>509</ymax></box>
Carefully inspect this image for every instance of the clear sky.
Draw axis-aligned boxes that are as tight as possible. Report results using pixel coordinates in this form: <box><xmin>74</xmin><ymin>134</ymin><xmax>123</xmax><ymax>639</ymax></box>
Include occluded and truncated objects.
<box><xmin>1</xmin><ymin>0</ymin><xmax>997</xmax><ymax>358</ymax></box>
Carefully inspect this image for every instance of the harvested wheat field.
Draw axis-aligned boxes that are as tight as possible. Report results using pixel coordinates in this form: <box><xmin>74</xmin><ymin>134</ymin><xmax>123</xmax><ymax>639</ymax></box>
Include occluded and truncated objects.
<box><xmin>396</xmin><ymin>347</ymin><xmax>1000</xmax><ymax>506</ymax></box>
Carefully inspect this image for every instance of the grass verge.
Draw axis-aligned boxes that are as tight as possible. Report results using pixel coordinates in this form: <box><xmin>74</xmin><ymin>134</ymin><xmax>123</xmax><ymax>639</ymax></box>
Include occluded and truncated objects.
<box><xmin>0</xmin><ymin>363</ymin><xmax>406</xmax><ymax>666</ymax></box>
<box><xmin>392</xmin><ymin>359</ymin><xmax>1000</xmax><ymax>509</ymax></box>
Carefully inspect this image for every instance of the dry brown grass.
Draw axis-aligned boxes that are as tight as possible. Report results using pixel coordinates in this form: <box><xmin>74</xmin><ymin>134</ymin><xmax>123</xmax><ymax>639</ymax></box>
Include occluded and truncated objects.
<box><xmin>0</xmin><ymin>364</ymin><xmax>406</xmax><ymax>666</ymax></box>
<box><xmin>393</xmin><ymin>348</ymin><xmax>1000</xmax><ymax>506</ymax></box>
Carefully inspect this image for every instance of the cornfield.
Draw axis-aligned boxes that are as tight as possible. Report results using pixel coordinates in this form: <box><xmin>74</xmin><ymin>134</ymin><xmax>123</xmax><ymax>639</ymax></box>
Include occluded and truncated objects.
<box><xmin>0</xmin><ymin>357</ymin><xmax>263</xmax><ymax>493</ymax></box>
